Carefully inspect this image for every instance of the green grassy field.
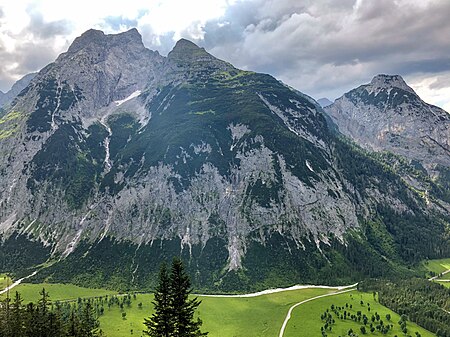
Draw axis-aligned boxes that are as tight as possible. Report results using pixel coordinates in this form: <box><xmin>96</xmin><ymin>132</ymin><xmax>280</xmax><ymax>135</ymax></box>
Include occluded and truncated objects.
<box><xmin>284</xmin><ymin>291</ymin><xmax>435</xmax><ymax>337</ymax></box>
<box><xmin>438</xmin><ymin>272</ymin><xmax>450</xmax><ymax>280</ymax></box>
<box><xmin>0</xmin><ymin>283</ymin><xmax>117</xmax><ymax>303</ymax></box>
<box><xmin>0</xmin><ymin>282</ymin><xmax>440</xmax><ymax>336</ymax></box>
<box><xmin>423</xmin><ymin>258</ymin><xmax>450</xmax><ymax>275</ymax></box>
<box><xmin>99</xmin><ymin>288</ymin><xmax>336</xmax><ymax>337</ymax></box>
<box><xmin>0</xmin><ymin>273</ymin><xmax>12</xmax><ymax>291</ymax></box>
<box><xmin>437</xmin><ymin>281</ymin><xmax>450</xmax><ymax>288</ymax></box>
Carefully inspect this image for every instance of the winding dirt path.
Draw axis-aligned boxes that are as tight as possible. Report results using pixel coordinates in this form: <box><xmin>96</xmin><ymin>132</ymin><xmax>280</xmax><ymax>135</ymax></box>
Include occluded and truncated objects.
<box><xmin>197</xmin><ymin>283</ymin><xmax>358</xmax><ymax>298</ymax></box>
<box><xmin>428</xmin><ymin>269</ymin><xmax>450</xmax><ymax>281</ymax></box>
<box><xmin>278</xmin><ymin>286</ymin><xmax>357</xmax><ymax>337</ymax></box>
<box><xmin>0</xmin><ymin>271</ymin><xmax>38</xmax><ymax>296</ymax></box>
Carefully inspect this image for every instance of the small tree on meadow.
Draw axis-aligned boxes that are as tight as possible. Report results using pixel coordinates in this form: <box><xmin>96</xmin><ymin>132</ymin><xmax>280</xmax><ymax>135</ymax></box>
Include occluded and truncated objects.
<box><xmin>144</xmin><ymin>262</ymin><xmax>173</xmax><ymax>337</ymax></box>
<box><xmin>144</xmin><ymin>258</ymin><xmax>207</xmax><ymax>337</ymax></box>
<box><xmin>170</xmin><ymin>257</ymin><xmax>207</xmax><ymax>337</ymax></box>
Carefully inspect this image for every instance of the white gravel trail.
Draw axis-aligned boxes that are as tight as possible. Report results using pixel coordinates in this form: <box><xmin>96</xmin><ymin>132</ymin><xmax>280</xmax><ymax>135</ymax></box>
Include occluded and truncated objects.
<box><xmin>278</xmin><ymin>286</ymin><xmax>357</xmax><ymax>337</ymax></box>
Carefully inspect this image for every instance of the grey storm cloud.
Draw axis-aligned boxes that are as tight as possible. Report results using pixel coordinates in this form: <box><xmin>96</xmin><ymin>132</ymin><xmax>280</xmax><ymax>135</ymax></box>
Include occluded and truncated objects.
<box><xmin>429</xmin><ymin>75</ymin><xmax>450</xmax><ymax>90</ymax></box>
<box><xmin>0</xmin><ymin>9</ymin><xmax>72</xmax><ymax>92</ymax></box>
<box><xmin>1</xmin><ymin>0</ymin><xmax>450</xmax><ymax>104</ymax></box>
<box><xmin>193</xmin><ymin>0</ymin><xmax>450</xmax><ymax>100</ymax></box>
<box><xmin>26</xmin><ymin>12</ymin><xmax>72</xmax><ymax>39</ymax></box>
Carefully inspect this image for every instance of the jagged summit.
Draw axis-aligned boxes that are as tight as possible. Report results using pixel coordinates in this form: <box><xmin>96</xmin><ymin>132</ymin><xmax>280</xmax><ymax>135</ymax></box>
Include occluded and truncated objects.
<box><xmin>325</xmin><ymin>74</ymin><xmax>450</xmax><ymax>173</ymax></box>
<box><xmin>23</xmin><ymin>28</ymin><xmax>163</xmax><ymax>118</ymax></box>
<box><xmin>67</xmin><ymin>28</ymin><xmax>144</xmax><ymax>54</ymax></box>
<box><xmin>369</xmin><ymin>74</ymin><xmax>416</xmax><ymax>95</ymax></box>
<box><xmin>67</xmin><ymin>29</ymin><xmax>105</xmax><ymax>53</ymax></box>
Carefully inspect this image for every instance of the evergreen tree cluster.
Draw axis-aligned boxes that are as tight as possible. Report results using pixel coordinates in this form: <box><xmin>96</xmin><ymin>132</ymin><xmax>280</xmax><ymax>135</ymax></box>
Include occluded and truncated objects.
<box><xmin>144</xmin><ymin>258</ymin><xmax>207</xmax><ymax>337</ymax></box>
<box><xmin>359</xmin><ymin>278</ymin><xmax>450</xmax><ymax>336</ymax></box>
<box><xmin>0</xmin><ymin>288</ymin><xmax>101</xmax><ymax>337</ymax></box>
<box><xmin>319</xmin><ymin>301</ymin><xmax>405</xmax><ymax>336</ymax></box>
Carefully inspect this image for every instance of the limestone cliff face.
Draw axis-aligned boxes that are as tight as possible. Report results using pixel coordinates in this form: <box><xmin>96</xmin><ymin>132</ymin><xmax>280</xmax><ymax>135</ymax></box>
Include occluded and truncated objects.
<box><xmin>0</xmin><ymin>31</ymin><xmax>448</xmax><ymax>289</ymax></box>
<box><xmin>325</xmin><ymin>75</ymin><xmax>450</xmax><ymax>175</ymax></box>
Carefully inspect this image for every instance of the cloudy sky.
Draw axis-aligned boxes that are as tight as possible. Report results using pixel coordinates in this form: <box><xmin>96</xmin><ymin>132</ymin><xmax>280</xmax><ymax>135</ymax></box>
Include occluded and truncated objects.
<box><xmin>1</xmin><ymin>0</ymin><xmax>449</xmax><ymax>111</ymax></box>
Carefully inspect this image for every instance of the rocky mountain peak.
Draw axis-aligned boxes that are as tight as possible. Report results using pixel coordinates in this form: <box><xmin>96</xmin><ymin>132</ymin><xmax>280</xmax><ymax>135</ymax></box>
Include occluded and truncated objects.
<box><xmin>325</xmin><ymin>75</ymin><xmax>450</xmax><ymax>173</ymax></box>
<box><xmin>172</xmin><ymin>38</ymin><xmax>202</xmax><ymax>52</ymax></box>
<box><xmin>67</xmin><ymin>28</ymin><xmax>144</xmax><ymax>54</ymax></box>
<box><xmin>168</xmin><ymin>38</ymin><xmax>217</xmax><ymax>64</ymax></box>
<box><xmin>18</xmin><ymin>28</ymin><xmax>164</xmax><ymax>122</ymax></box>
<box><xmin>67</xmin><ymin>29</ymin><xmax>106</xmax><ymax>53</ymax></box>
<box><xmin>369</xmin><ymin>74</ymin><xmax>416</xmax><ymax>95</ymax></box>
<box><xmin>317</xmin><ymin>98</ymin><xmax>333</xmax><ymax>108</ymax></box>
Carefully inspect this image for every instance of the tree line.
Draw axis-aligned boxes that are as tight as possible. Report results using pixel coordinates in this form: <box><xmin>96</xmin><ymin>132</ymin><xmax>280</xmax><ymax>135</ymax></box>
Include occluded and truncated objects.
<box><xmin>0</xmin><ymin>257</ymin><xmax>207</xmax><ymax>337</ymax></box>
<box><xmin>359</xmin><ymin>278</ymin><xmax>450</xmax><ymax>337</ymax></box>
<box><xmin>0</xmin><ymin>288</ymin><xmax>101</xmax><ymax>337</ymax></box>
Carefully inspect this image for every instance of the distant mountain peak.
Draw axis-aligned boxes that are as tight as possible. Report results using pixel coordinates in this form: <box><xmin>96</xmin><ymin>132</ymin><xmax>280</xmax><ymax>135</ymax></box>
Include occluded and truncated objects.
<box><xmin>317</xmin><ymin>98</ymin><xmax>333</xmax><ymax>108</ymax></box>
<box><xmin>369</xmin><ymin>74</ymin><xmax>416</xmax><ymax>95</ymax></box>
<box><xmin>0</xmin><ymin>72</ymin><xmax>37</xmax><ymax>108</ymax></box>
<box><xmin>325</xmin><ymin>74</ymin><xmax>450</xmax><ymax>173</ymax></box>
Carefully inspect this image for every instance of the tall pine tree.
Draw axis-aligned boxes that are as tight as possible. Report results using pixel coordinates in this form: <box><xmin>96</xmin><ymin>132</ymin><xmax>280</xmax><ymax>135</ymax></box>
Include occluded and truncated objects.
<box><xmin>144</xmin><ymin>258</ymin><xmax>207</xmax><ymax>337</ymax></box>
<box><xmin>10</xmin><ymin>291</ymin><xmax>25</xmax><ymax>337</ymax></box>
<box><xmin>144</xmin><ymin>262</ymin><xmax>173</xmax><ymax>337</ymax></box>
<box><xmin>170</xmin><ymin>257</ymin><xmax>207</xmax><ymax>337</ymax></box>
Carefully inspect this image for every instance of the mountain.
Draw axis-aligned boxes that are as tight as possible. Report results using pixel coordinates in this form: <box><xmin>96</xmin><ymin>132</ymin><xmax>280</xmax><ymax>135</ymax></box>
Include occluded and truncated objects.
<box><xmin>0</xmin><ymin>30</ymin><xmax>449</xmax><ymax>292</ymax></box>
<box><xmin>317</xmin><ymin>98</ymin><xmax>333</xmax><ymax>108</ymax></box>
<box><xmin>0</xmin><ymin>73</ymin><xmax>37</xmax><ymax>109</ymax></box>
<box><xmin>324</xmin><ymin>75</ymin><xmax>450</xmax><ymax>175</ymax></box>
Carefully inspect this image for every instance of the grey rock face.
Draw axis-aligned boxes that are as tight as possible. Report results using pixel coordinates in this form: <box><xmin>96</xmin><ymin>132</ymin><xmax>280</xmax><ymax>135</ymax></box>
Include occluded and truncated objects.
<box><xmin>325</xmin><ymin>74</ymin><xmax>450</xmax><ymax>174</ymax></box>
<box><xmin>46</xmin><ymin>28</ymin><xmax>163</xmax><ymax>119</ymax></box>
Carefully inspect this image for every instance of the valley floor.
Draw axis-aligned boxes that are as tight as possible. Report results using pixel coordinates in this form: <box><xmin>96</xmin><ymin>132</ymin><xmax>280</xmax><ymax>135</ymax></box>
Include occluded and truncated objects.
<box><xmin>2</xmin><ymin>259</ymin><xmax>449</xmax><ymax>336</ymax></box>
<box><xmin>1</xmin><ymin>280</ymin><xmax>436</xmax><ymax>337</ymax></box>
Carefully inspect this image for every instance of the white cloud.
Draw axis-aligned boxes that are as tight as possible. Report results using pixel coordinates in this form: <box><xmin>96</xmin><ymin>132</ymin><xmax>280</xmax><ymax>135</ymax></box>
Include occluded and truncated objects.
<box><xmin>409</xmin><ymin>73</ymin><xmax>450</xmax><ymax>112</ymax></box>
<box><xmin>0</xmin><ymin>0</ymin><xmax>232</xmax><ymax>91</ymax></box>
<box><xmin>137</xmin><ymin>0</ymin><xmax>229</xmax><ymax>38</ymax></box>
<box><xmin>0</xmin><ymin>0</ymin><xmax>449</xmax><ymax>112</ymax></box>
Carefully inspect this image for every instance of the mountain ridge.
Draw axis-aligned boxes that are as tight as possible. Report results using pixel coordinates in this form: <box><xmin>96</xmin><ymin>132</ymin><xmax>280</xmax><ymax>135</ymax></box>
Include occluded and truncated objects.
<box><xmin>0</xmin><ymin>29</ymin><xmax>449</xmax><ymax>291</ymax></box>
<box><xmin>0</xmin><ymin>73</ymin><xmax>37</xmax><ymax>109</ymax></box>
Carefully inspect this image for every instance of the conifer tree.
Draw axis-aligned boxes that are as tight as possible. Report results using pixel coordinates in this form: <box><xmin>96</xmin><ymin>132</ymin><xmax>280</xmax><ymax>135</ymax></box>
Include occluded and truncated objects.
<box><xmin>80</xmin><ymin>301</ymin><xmax>100</xmax><ymax>337</ymax></box>
<box><xmin>170</xmin><ymin>257</ymin><xmax>207</xmax><ymax>337</ymax></box>
<box><xmin>36</xmin><ymin>287</ymin><xmax>51</xmax><ymax>336</ymax></box>
<box><xmin>144</xmin><ymin>262</ymin><xmax>173</xmax><ymax>337</ymax></box>
<box><xmin>144</xmin><ymin>258</ymin><xmax>208</xmax><ymax>337</ymax></box>
<box><xmin>10</xmin><ymin>291</ymin><xmax>25</xmax><ymax>337</ymax></box>
<box><xmin>0</xmin><ymin>292</ymin><xmax>12</xmax><ymax>337</ymax></box>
